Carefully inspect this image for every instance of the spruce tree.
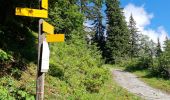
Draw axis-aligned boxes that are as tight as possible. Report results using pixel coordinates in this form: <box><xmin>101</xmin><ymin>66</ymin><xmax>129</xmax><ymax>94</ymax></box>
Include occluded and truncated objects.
<box><xmin>92</xmin><ymin>1</ymin><xmax>106</xmax><ymax>57</ymax></box>
<box><xmin>128</xmin><ymin>14</ymin><xmax>139</xmax><ymax>58</ymax></box>
<box><xmin>156</xmin><ymin>38</ymin><xmax>162</xmax><ymax>57</ymax></box>
<box><xmin>164</xmin><ymin>36</ymin><xmax>170</xmax><ymax>52</ymax></box>
<box><xmin>160</xmin><ymin>37</ymin><xmax>170</xmax><ymax>76</ymax></box>
<box><xmin>163</xmin><ymin>37</ymin><xmax>170</xmax><ymax>64</ymax></box>
<box><xmin>105</xmin><ymin>0</ymin><xmax>130</xmax><ymax>63</ymax></box>
<box><xmin>80</xmin><ymin>0</ymin><xmax>106</xmax><ymax>57</ymax></box>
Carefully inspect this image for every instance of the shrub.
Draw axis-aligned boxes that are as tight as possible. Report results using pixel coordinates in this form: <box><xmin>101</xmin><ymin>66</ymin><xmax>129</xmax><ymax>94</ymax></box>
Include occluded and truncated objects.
<box><xmin>0</xmin><ymin>76</ymin><xmax>35</xmax><ymax>100</ymax></box>
<box><xmin>0</xmin><ymin>85</ymin><xmax>14</xmax><ymax>100</ymax></box>
<box><xmin>150</xmin><ymin>54</ymin><xmax>170</xmax><ymax>78</ymax></box>
<box><xmin>48</xmin><ymin>33</ymin><xmax>109</xmax><ymax>98</ymax></box>
<box><xmin>122</xmin><ymin>56</ymin><xmax>153</xmax><ymax>72</ymax></box>
<box><xmin>121</xmin><ymin>58</ymin><xmax>141</xmax><ymax>71</ymax></box>
<box><xmin>0</xmin><ymin>49</ymin><xmax>13</xmax><ymax>62</ymax></box>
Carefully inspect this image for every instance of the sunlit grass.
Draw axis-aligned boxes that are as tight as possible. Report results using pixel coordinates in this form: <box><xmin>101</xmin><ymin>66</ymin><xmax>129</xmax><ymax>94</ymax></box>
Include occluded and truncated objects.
<box><xmin>84</xmin><ymin>71</ymin><xmax>141</xmax><ymax>100</ymax></box>
<box><xmin>132</xmin><ymin>70</ymin><xmax>170</xmax><ymax>94</ymax></box>
<box><xmin>110</xmin><ymin>64</ymin><xmax>170</xmax><ymax>94</ymax></box>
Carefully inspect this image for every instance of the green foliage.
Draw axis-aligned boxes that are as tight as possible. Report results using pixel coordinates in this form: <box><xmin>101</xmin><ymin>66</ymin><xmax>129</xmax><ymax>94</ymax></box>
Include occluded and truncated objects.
<box><xmin>148</xmin><ymin>38</ymin><xmax>170</xmax><ymax>78</ymax></box>
<box><xmin>0</xmin><ymin>49</ymin><xmax>13</xmax><ymax>62</ymax></box>
<box><xmin>11</xmin><ymin>68</ymin><xmax>22</xmax><ymax>79</ymax></box>
<box><xmin>84</xmin><ymin>67</ymin><xmax>108</xmax><ymax>93</ymax></box>
<box><xmin>132</xmin><ymin>69</ymin><xmax>170</xmax><ymax>94</ymax></box>
<box><xmin>0</xmin><ymin>0</ymin><xmax>144</xmax><ymax>99</ymax></box>
<box><xmin>0</xmin><ymin>76</ymin><xmax>35</xmax><ymax>100</ymax></box>
<box><xmin>48</xmin><ymin>0</ymin><xmax>84</xmax><ymax>39</ymax></box>
<box><xmin>0</xmin><ymin>86</ymin><xmax>14</xmax><ymax>100</ymax></box>
<box><xmin>83</xmin><ymin>70</ymin><xmax>141</xmax><ymax>100</ymax></box>
<box><xmin>122</xmin><ymin>37</ymin><xmax>170</xmax><ymax>78</ymax></box>
<box><xmin>105</xmin><ymin>0</ymin><xmax>130</xmax><ymax>64</ymax></box>
<box><xmin>48</xmin><ymin>33</ymin><xmax>108</xmax><ymax>99</ymax></box>
<box><xmin>155</xmin><ymin>38</ymin><xmax>162</xmax><ymax>57</ymax></box>
<box><xmin>128</xmin><ymin>14</ymin><xmax>140</xmax><ymax>58</ymax></box>
<box><xmin>16</xmin><ymin>90</ymin><xmax>35</xmax><ymax>100</ymax></box>
<box><xmin>91</xmin><ymin>1</ymin><xmax>106</xmax><ymax>59</ymax></box>
<box><xmin>123</xmin><ymin>57</ymin><xmax>152</xmax><ymax>72</ymax></box>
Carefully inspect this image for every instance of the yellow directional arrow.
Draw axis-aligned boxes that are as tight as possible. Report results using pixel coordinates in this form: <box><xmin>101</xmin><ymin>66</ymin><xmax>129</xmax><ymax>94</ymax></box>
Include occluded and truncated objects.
<box><xmin>46</xmin><ymin>34</ymin><xmax>65</xmax><ymax>42</ymax></box>
<box><xmin>42</xmin><ymin>0</ymin><xmax>48</xmax><ymax>10</ymax></box>
<box><xmin>43</xmin><ymin>21</ymin><xmax>54</xmax><ymax>34</ymax></box>
<box><xmin>15</xmin><ymin>7</ymin><xmax>48</xmax><ymax>18</ymax></box>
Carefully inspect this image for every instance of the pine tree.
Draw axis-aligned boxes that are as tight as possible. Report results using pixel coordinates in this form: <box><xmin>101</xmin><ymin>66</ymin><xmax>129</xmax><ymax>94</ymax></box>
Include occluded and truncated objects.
<box><xmin>48</xmin><ymin>0</ymin><xmax>84</xmax><ymax>39</ymax></box>
<box><xmin>128</xmin><ymin>14</ymin><xmax>139</xmax><ymax>58</ymax></box>
<box><xmin>156</xmin><ymin>38</ymin><xmax>162</xmax><ymax>57</ymax></box>
<box><xmin>80</xmin><ymin>0</ymin><xmax>106</xmax><ymax>57</ymax></box>
<box><xmin>159</xmin><ymin>37</ymin><xmax>170</xmax><ymax>77</ymax></box>
<box><xmin>92</xmin><ymin>1</ymin><xmax>106</xmax><ymax>56</ymax></box>
<box><xmin>163</xmin><ymin>37</ymin><xmax>170</xmax><ymax>64</ymax></box>
<box><xmin>105</xmin><ymin>0</ymin><xmax>130</xmax><ymax>63</ymax></box>
<box><xmin>164</xmin><ymin>36</ymin><xmax>170</xmax><ymax>52</ymax></box>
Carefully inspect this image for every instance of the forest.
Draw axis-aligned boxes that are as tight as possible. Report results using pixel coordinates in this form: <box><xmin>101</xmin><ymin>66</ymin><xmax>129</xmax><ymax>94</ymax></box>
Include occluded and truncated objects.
<box><xmin>0</xmin><ymin>0</ymin><xmax>170</xmax><ymax>99</ymax></box>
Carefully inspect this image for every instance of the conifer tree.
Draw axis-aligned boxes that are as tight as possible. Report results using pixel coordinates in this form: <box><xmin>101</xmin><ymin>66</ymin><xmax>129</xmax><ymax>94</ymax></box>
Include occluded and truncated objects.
<box><xmin>159</xmin><ymin>37</ymin><xmax>170</xmax><ymax>77</ymax></box>
<box><xmin>164</xmin><ymin>36</ymin><xmax>170</xmax><ymax>52</ymax></box>
<box><xmin>105</xmin><ymin>0</ymin><xmax>130</xmax><ymax>63</ymax></box>
<box><xmin>80</xmin><ymin>0</ymin><xmax>106</xmax><ymax>56</ymax></box>
<box><xmin>92</xmin><ymin>1</ymin><xmax>106</xmax><ymax>56</ymax></box>
<box><xmin>156</xmin><ymin>38</ymin><xmax>162</xmax><ymax>57</ymax></box>
<box><xmin>128</xmin><ymin>14</ymin><xmax>139</xmax><ymax>58</ymax></box>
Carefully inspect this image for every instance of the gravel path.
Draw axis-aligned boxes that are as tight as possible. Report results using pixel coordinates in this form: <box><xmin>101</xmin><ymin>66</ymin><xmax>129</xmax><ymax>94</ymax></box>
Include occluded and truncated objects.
<box><xmin>112</xmin><ymin>69</ymin><xmax>170</xmax><ymax>100</ymax></box>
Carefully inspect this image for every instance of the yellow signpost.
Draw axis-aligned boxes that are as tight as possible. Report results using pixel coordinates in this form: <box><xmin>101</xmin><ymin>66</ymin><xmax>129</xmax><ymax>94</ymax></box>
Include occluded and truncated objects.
<box><xmin>46</xmin><ymin>34</ymin><xmax>65</xmax><ymax>42</ymax></box>
<box><xmin>15</xmin><ymin>7</ymin><xmax>48</xmax><ymax>18</ymax></box>
<box><xmin>41</xmin><ymin>0</ymin><xmax>48</xmax><ymax>10</ymax></box>
<box><xmin>42</xmin><ymin>21</ymin><xmax>54</xmax><ymax>34</ymax></box>
<box><xmin>15</xmin><ymin>0</ymin><xmax>64</xmax><ymax>99</ymax></box>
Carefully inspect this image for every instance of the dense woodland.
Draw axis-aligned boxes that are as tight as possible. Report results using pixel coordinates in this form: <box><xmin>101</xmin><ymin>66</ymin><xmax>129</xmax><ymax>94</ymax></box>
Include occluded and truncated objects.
<box><xmin>0</xmin><ymin>0</ymin><xmax>170</xmax><ymax>99</ymax></box>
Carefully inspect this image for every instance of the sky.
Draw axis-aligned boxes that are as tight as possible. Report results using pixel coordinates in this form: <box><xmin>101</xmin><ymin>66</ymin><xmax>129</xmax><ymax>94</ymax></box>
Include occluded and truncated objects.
<box><xmin>84</xmin><ymin>0</ymin><xmax>170</xmax><ymax>46</ymax></box>
<box><xmin>120</xmin><ymin>0</ymin><xmax>170</xmax><ymax>46</ymax></box>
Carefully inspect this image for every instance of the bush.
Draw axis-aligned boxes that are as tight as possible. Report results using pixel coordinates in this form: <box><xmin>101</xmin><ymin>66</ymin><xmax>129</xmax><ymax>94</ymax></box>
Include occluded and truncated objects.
<box><xmin>122</xmin><ymin>56</ymin><xmax>153</xmax><ymax>72</ymax></box>
<box><xmin>48</xmin><ymin>33</ymin><xmax>109</xmax><ymax>99</ymax></box>
<box><xmin>121</xmin><ymin>58</ymin><xmax>144</xmax><ymax>71</ymax></box>
<box><xmin>0</xmin><ymin>85</ymin><xmax>14</xmax><ymax>100</ymax></box>
<box><xmin>150</xmin><ymin>54</ymin><xmax>170</xmax><ymax>78</ymax></box>
<box><xmin>0</xmin><ymin>76</ymin><xmax>35</xmax><ymax>100</ymax></box>
<box><xmin>0</xmin><ymin>49</ymin><xmax>13</xmax><ymax>62</ymax></box>
<box><xmin>84</xmin><ymin>68</ymin><xmax>108</xmax><ymax>93</ymax></box>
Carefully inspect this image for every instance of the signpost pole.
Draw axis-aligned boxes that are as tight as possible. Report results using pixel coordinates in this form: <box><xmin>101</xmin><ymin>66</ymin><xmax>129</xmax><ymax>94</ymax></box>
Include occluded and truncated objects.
<box><xmin>36</xmin><ymin>19</ymin><xmax>45</xmax><ymax>100</ymax></box>
<box><xmin>15</xmin><ymin>0</ymin><xmax>64</xmax><ymax>99</ymax></box>
<box><xmin>36</xmin><ymin>0</ymin><xmax>45</xmax><ymax>99</ymax></box>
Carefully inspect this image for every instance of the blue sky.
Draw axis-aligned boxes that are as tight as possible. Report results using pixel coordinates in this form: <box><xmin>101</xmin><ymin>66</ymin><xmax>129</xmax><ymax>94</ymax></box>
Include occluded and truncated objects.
<box><xmin>121</xmin><ymin>0</ymin><xmax>170</xmax><ymax>34</ymax></box>
<box><xmin>85</xmin><ymin>0</ymin><xmax>169</xmax><ymax>45</ymax></box>
<box><xmin>120</xmin><ymin>0</ymin><xmax>170</xmax><ymax>45</ymax></box>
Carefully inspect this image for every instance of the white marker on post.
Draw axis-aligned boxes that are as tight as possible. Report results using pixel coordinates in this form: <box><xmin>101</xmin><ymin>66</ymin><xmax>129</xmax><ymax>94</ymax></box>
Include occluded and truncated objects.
<box><xmin>41</xmin><ymin>40</ymin><xmax>50</xmax><ymax>72</ymax></box>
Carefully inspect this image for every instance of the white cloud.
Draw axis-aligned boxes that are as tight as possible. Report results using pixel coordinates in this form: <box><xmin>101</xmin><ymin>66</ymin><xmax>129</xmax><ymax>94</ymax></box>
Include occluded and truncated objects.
<box><xmin>124</xmin><ymin>3</ymin><xmax>154</xmax><ymax>30</ymax></box>
<box><xmin>123</xmin><ymin>3</ymin><xmax>169</xmax><ymax>47</ymax></box>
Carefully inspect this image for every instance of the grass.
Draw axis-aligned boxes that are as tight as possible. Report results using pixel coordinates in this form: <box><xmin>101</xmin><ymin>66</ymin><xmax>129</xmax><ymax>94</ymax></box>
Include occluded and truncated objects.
<box><xmin>18</xmin><ymin>64</ymin><xmax>141</xmax><ymax>100</ymax></box>
<box><xmin>43</xmin><ymin>67</ymin><xmax>141</xmax><ymax>100</ymax></box>
<box><xmin>87</xmin><ymin>65</ymin><xmax>141</xmax><ymax>100</ymax></box>
<box><xmin>82</xmin><ymin>71</ymin><xmax>141</xmax><ymax>100</ymax></box>
<box><xmin>109</xmin><ymin>64</ymin><xmax>170</xmax><ymax>95</ymax></box>
<box><xmin>132</xmin><ymin>70</ymin><xmax>170</xmax><ymax>94</ymax></box>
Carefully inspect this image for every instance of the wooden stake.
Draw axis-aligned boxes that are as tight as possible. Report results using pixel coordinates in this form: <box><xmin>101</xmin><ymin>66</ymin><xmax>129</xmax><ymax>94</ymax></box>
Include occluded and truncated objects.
<box><xmin>36</xmin><ymin>19</ymin><xmax>45</xmax><ymax>100</ymax></box>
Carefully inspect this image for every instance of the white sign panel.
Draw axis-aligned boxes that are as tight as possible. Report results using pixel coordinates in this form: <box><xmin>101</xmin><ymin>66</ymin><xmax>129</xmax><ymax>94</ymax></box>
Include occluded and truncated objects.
<box><xmin>41</xmin><ymin>40</ymin><xmax>50</xmax><ymax>72</ymax></box>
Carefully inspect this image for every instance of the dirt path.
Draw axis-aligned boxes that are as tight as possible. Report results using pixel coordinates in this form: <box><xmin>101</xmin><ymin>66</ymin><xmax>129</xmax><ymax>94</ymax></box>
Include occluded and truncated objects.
<box><xmin>112</xmin><ymin>69</ymin><xmax>170</xmax><ymax>100</ymax></box>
